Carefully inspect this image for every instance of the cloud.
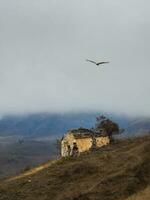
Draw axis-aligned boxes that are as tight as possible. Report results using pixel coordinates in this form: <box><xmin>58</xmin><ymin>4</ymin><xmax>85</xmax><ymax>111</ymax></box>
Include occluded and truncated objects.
<box><xmin>0</xmin><ymin>0</ymin><xmax>150</xmax><ymax>116</ymax></box>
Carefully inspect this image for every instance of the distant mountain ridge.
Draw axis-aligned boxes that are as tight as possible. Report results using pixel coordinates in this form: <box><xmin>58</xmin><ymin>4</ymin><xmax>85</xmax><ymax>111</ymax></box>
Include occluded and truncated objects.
<box><xmin>0</xmin><ymin>113</ymin><xmax>130</xmax><ymax>138</ymax></box>
<box><xmin>0</xmin><ymin>113</ymin><xmax>150</xmax><ymax>138</ymax></box>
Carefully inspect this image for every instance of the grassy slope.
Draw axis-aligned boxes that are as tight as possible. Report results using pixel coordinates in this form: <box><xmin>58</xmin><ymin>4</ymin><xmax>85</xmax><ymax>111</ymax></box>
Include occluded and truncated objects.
<box><xmin>126</xmin><ymin>186</ymin><xmax>150</xmax><ymax>200</ymax></box>
<box><xmin>0</xmin><ymin>136</ymin><xmax>150</xmax><ymax>200</ymax></box>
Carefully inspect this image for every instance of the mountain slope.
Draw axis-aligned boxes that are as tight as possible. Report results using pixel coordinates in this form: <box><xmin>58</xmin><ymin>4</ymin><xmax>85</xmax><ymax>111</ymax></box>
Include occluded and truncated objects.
<box><xmin>125</xmin><ymin>118</ymin><xmax>150</xmax><ymax>136</ymax></box>
<box><xmin>0</xmin><ymin>136</ymin><xmax>150</xmax><ymax>200</ymax></box>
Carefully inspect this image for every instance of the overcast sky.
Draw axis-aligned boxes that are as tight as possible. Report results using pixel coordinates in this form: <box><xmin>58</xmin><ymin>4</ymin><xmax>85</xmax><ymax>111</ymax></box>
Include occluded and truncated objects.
<box><xmin>0</xmin><ymin>0</ymin><xmax>150</xmax><ymax>116</ymax></box>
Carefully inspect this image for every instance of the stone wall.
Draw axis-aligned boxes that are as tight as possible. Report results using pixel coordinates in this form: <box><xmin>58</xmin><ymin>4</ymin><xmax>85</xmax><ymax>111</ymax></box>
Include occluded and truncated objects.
<box><xmin>61</xmin><ymin>132</ymin><xmax>110</xmax><ymax>157</ymax></box>
<box><xmin>61</xmin><ymin>133</ymin><xmax>75</xmax><ymax>157</ymax></box>
<box><xmin>76</xmin><ymin>138</ymin><xmax>92</xmax><ymax>153</ymax></box>
<box><xmin>96</xmin><ymin>136</ymin><xmax>110</xmax><ymax>147</ymax></box>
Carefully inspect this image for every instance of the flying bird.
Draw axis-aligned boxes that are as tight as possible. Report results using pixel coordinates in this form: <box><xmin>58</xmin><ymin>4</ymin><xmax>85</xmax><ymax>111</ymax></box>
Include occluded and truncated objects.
<box><xmin>86</xmin><ymin>59</ymin><xmax>109</xmax><ymax>66</ymax></box>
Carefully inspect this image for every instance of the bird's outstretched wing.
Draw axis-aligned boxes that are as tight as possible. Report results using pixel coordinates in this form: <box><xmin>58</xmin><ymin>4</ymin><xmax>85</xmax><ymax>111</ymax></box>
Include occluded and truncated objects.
<box><xmin>97</xmin><ymin>61</ymin><xmax>109</xmax><ymax>65</ymax></box>
<box><xmin>86</xmin><ymin>59</ymin><xmax>97</xmax><ymax>65</ymax></box>
<box><xmin>86</xmin><ymin>59</ymin><xmax>109</xmax><ymax>65</ymax></box>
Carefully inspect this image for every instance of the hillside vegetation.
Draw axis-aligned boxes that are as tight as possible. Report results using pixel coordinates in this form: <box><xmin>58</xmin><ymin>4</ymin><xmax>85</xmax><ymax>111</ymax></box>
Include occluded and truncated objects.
<box><xmin>0</xmin><ymin>138</ymin><xmax>58</xmax><ymax>179</ymax></box>
<box><xmin>0</xmin><ymin>136</ymin><xmax>150</xmax><ymax>200</ymax></box>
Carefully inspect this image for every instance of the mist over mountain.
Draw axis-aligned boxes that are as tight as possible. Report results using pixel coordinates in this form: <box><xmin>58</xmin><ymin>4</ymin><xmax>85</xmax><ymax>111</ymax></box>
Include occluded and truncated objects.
<box><xmin>0</xmin><ymin>0</ymin><xmax>150</xmax><ymax>117</ymax></box>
